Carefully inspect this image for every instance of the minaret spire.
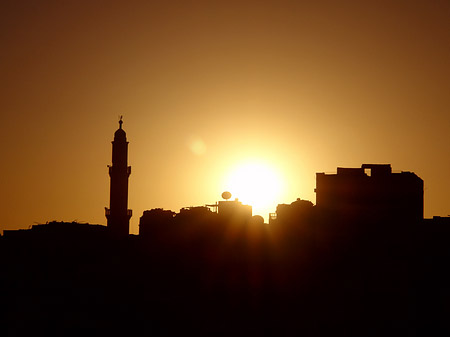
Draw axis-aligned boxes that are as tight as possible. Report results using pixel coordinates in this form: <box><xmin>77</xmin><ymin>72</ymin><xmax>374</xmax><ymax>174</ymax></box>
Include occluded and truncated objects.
<box><xmin>105</xmin><ymin>118</ymin><xmax>132</xmax><ymax>238</ymax></box>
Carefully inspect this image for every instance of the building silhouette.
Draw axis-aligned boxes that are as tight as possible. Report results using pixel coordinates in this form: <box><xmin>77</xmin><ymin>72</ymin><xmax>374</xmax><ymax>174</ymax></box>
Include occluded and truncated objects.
<box><xmin>315</xmin><ymin>164</ymin><xmax>423</xmax><ymax>223</ymax></box>
<box><xmin>273</xmin><ymin>198</ymin><xmax>314</xmax><ymax>225</ymax></box>
<box><xmin>105</xmin><ymin>118</ymin><xmax>132</xmax><ymax>237</ymax></box>
<box><xmin>2</xmin><ymin>118</ymin><xmax>449</xmax><ymax>337</ymax></box>
<box><xmin>2</xmin><ymin>221</ymin><xmax>106</xmax><ymax>240</ymax></box>
<box><xmin>139</xmin><ymin>198</ymin><xmax>253</xmax><ymax>237</ymax></box>
<box><xmin>139</xmin><ymin>208</ymin><xmax>175</xmax><ymax>237</ymax></box>
<box><xmin>217</xmin><ymin>198</ymin><xmax>252</xmax><ymax>223</ymax></box>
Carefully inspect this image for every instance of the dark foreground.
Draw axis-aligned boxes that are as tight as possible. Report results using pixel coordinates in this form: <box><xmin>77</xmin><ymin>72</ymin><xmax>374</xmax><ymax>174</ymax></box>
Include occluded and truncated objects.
<box><xmin>1</xmin><ymin>218</ymin><xmax>449</xmax><ymax>337</ymax></box>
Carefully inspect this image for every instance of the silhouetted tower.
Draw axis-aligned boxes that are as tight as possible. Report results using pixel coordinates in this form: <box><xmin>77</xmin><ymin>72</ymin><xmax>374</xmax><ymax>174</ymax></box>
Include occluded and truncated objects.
<box><xmin>105</xmin><ymin>118</ymin><xmax>132</xmax><ymax>237</ymax></box>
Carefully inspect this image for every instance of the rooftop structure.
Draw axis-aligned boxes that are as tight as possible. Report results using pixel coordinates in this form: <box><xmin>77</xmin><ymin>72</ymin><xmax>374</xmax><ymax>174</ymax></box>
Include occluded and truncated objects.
<box><xmin>315</xmin><ymin>164</ymin><xmax>423</xmax><ymax>222</ymax></box>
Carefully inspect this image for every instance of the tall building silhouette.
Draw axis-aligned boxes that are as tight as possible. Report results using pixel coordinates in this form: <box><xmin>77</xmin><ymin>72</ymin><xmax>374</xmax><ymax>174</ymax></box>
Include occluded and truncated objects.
<box><xmin>105</xmin><ymin>118</ymin><xmax>132</xmax><ymax>237</ymax></box>
<box><xmin>315</xmin><ymin>164</ymin><xmax>423</xmax><ymax>222</ymax></box>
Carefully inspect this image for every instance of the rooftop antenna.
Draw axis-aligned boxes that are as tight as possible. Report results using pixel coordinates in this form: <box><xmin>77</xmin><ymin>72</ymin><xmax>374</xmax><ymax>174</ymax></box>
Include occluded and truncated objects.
<box><xmin>222</xmin><ymin>191</ymin><xmax>232</xmax><ymax>200</ymax></box>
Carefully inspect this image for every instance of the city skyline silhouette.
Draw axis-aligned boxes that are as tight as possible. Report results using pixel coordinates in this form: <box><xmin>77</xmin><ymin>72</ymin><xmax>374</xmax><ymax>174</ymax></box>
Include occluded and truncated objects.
<box><xmin>1</xmin><ymin>117</ymin><xmax>448</xmax><ymax>234</ymax></box>
<box><xmin>2</xmin><ymin>120</ymin><xmax>449</xmax><ymax>336</ymax></box>
<box><xmin>3</xmin><ymin>118</ymin><xmax>445</xmax><ymax>235</ymax></box>
<box><xmin>1</xmin><ymin>1</ymin><xmax>449</xmax><ymax>335</ymax></box>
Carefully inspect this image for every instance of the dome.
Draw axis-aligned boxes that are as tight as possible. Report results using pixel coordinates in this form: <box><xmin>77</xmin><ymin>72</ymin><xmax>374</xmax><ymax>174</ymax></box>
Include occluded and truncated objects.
<box><xmin>114</xmin><ymin>128</ymin><xmax>126</xmax><ymax>138</ymax></box>
<box><xmin>114</xmin><ymin>119</ymin><xmax>127</xmax><ymax>140</ymax></box>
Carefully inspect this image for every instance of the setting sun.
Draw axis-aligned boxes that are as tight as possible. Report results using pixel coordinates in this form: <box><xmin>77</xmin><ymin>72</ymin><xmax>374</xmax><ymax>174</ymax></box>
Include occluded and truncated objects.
<box><xmin>223</xmin><ymin>161</ymin><xmax>284</xmax><ymax>218</ymax></box>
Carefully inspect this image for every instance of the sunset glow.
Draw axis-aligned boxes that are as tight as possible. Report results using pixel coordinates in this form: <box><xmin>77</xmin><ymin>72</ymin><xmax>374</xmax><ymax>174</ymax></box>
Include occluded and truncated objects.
<box><xmin>1</xmin><ymin>1</ymin><xmax>449</xmax><ymax>235</ymax></box>
<box><xmin>224</xmin><ymin>161</ymin><xmax>284</xmax><ymax>218</ymax></box>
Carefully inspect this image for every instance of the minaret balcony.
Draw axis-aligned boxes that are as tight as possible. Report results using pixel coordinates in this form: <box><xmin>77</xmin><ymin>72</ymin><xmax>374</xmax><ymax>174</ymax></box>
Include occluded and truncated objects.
<box><xmin>105</xmin><ymin>208</ymin><xmax>132</xmax><ymax>218</ymax></box>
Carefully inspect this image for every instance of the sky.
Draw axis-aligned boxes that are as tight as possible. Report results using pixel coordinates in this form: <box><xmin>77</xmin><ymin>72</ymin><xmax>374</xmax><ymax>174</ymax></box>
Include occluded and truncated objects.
<box><xmin>1</xmin><ymin>0</ymin><xmax>449</xmax><ymax>234</ymax></box>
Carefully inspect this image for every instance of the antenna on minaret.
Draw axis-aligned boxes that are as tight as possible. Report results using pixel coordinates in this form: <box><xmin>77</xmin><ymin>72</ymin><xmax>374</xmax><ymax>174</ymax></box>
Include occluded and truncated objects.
<box><xmin>119</xmin><ymin>115</ymin><xmax>123</xmax><ymax>129</ymax></box>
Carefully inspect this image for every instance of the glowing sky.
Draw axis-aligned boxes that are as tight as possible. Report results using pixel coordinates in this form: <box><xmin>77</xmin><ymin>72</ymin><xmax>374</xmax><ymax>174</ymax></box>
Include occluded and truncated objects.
<box><xmin>1</xmin><ymin>0</ymin><xmax>449</xmax><ymax>233</ymax></box>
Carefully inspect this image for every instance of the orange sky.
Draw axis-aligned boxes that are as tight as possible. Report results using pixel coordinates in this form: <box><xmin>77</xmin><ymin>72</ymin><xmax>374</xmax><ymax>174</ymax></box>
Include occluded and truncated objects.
<box><xmin>1</xmin><ymin>0</ymin><xmax>449</xmax><ymax>234</ymax></box>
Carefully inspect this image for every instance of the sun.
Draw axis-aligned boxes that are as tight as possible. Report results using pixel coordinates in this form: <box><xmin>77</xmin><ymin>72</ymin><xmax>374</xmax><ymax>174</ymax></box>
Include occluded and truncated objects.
<box><xmin>223</xmin><ymin>160</ymin><xmax>284</xmax><ymax>217</ymax></box>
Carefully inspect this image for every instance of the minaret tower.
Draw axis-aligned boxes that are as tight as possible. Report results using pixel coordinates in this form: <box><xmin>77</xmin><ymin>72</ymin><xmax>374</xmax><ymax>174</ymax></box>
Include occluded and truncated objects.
<box><xmin>105</xmin><ymin>117</ymin><xmax>132</xmax><ymax>238</ymax></box>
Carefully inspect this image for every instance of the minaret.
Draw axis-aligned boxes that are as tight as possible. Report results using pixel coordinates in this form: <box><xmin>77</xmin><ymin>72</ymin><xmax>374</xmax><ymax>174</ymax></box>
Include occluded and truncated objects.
<box><xmin>105</xmin><ymin>117</ymin><xmax>132</xmax><ymax>238</ymax></box>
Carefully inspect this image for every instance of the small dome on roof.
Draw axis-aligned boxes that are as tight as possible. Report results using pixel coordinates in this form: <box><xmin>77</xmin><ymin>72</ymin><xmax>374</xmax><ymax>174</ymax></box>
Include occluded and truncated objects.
<box><xmin>114</xmin><ymin>118</ymin><xmax>127</xmax><ymax>140</ymax></box>
<box><xmin>115</xmin><ymin>128</ymin><xmax>126</xmax><ymax>137</ymax></box>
